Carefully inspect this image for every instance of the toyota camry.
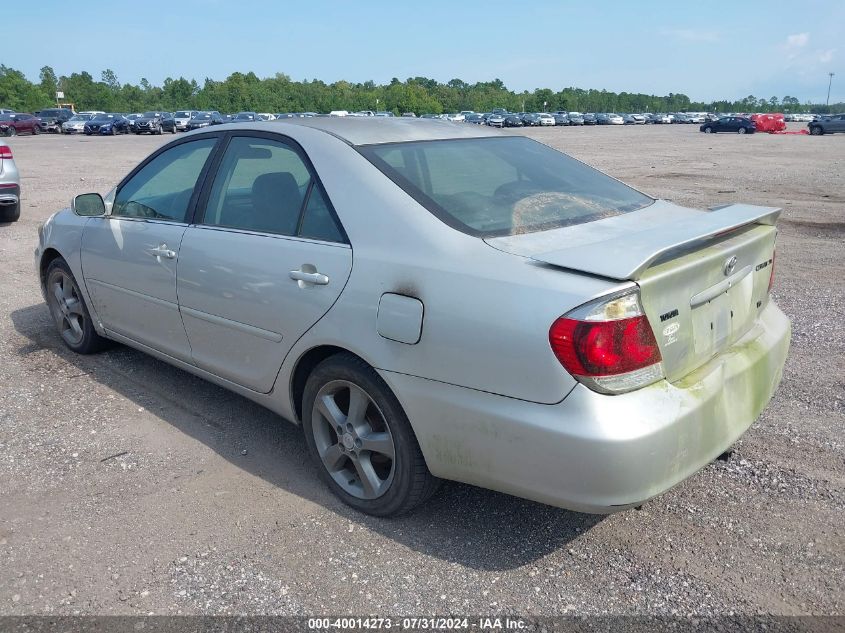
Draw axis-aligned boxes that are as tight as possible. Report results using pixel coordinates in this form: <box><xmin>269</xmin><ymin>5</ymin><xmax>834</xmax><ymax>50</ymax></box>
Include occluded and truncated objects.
<box><xmin>34</xmin><ymin>119</ymin><xmax>790</xmax><ymax>516</ymax></box>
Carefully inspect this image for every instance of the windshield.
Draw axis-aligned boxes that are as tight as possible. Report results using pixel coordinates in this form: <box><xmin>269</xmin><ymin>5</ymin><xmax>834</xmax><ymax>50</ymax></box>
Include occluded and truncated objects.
<box><xmin>359</xmin><ymin>137</ymin><xmax>653</xmax><ymax>237</ymax></box>
<box><xmin>234</xmin><ymin>113</ymin><xmax>255</xmax><ymax>120</ymax></box>
<box><xmin>142</xmin><ymin>112</ymin><xmax>160</xmax><ymax>117</ymax></box>
<box><xmin>92</xmin><ymin>114</ymin><xmax>115</xmax><ymax>121</ymax></box>
<box><xmin>193</xmin><ymin>113</ymin><xmax>212</xmax><ymax>119</ymax></box>
<box><xmin>69</xmin><ymin>115</ymin><xmax>89</xmax><ymax>121</ymax></box>
<box><xmin>0</xmin><ymin>114</ymin><xmax>14</xmax><ymax>121</ymax></box>
<box><xmin>175</xmin><ymin>111</ymin><xmax>192</xmax><ymax>117</ymax></box>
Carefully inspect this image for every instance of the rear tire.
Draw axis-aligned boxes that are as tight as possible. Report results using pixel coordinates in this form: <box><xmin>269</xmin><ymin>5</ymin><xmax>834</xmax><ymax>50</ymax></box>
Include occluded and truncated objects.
<box><xmin>703</xmin><ymin>126</ymin><xmax>713</xmax><ymax>133</ymax></box>
<box><xmin>33</xmin><ymin>125</ymin><xmax>41</xmax><ymax>135</ymax></box>
<box><xmin>8</xmin><ymin>127</ymin><xmax>17</xmax><ymax>137</ymax></box>
<box><xmin>0</xmin><ymin>203</ymin><xmax>20</xmax><ymax>222</ymax></box>
<box><xmin>737</xmin><ymin>127</ymin><xmax>747</xmax><ymax>134</ymax></box>
<box><xmin>302</xmin><ymin>353</ymin><xmax>440</xmax><ymax>516</ymax></box>
<box><xmin>810</xmin><ymin>126</ymin><xmax>824</xmax><ymax>136</ymax></box>
<box><xmin>45</xmin><ymin>259</ymin><xmax>111</xmax><ymax>354</ymax></box>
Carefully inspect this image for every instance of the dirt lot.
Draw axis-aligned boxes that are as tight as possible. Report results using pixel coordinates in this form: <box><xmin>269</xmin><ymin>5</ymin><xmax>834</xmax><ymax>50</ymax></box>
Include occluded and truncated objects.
<box><xmin>1</xmin><ymin>123</ymin><xmax>843</xmax><ymax>616</ymax></box>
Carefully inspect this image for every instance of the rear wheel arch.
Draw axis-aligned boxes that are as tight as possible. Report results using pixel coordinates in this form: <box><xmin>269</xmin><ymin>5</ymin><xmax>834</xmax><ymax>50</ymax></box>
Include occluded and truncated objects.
<box><xmin>291</xmin><ymin>345</ymin><xmax>367</xmax><ymax>422</ymax></box>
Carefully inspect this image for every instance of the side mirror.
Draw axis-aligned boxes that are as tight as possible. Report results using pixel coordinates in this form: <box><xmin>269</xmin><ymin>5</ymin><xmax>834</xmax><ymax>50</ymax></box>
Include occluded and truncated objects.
<box><xmin>72</xmin><ymin>192</ymin><xmax>106</xmax><ymax>217</ymax></box>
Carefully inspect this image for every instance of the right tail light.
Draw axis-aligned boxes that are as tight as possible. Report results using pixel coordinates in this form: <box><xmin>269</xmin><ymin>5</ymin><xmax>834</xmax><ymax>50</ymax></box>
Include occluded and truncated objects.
<box><xmin>549</xmin><ymin>289</ymin><xmax>664</xmax><ymax>395</ymax></box>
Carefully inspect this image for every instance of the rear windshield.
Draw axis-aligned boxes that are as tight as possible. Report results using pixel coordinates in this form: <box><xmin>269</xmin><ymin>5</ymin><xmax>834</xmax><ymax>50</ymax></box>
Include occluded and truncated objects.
<box><xmin>358</xmin><ymin>136</ymin><xmax>653</xmax><ymax>237</ymax></box>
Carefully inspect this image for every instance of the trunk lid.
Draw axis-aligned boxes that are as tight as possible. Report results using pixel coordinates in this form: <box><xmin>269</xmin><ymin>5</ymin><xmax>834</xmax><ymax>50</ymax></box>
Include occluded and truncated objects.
<box><xmin>486</xmin><ymin>200</ymin><xmax>780</xmax><ymax>382</ymax></box>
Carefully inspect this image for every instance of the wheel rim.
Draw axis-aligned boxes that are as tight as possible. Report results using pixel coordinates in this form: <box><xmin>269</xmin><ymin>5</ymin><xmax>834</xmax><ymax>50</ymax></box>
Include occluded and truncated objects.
<box><xmin>311</xmin><ymin>380</ymin><xmax>396</xmax><ymax>500</ymax></box>
<box><xmin>48</xmin><ymin>271</ymin><xmax>86</xmax><ymax>346</ymax></box>
<box><xmin>738</xmin><ymin>127</ymin><xmax>746</xmax><ymax>134</ymax></box>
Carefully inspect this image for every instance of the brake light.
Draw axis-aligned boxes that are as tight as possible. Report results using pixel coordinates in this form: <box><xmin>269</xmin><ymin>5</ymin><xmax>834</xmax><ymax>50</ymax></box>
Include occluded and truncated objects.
<box><xmin>549</xmin><ymin>290</ymin><xmax>663</xmax><ymax>394</ymax></box>
<box><xmin>0</xmin><ymin>145</ymin><xmax>11</xmax><ymax>160</ymax></box>
<box><xmin>768</xmin><ymin>249</ymin><xmax>776</xmax><ymax>293</ymax></box>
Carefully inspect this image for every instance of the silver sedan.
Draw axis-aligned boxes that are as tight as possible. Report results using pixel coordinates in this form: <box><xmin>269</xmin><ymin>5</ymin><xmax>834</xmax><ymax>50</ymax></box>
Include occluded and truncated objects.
<box><xmin>34</xmin><ymin>119</ymin><xmax>790</xmax><ymax>516</ymax></box>
<box><xmin>1</xmin><ymin>139</ymin><xmax>20</xmax><ymax>222</ymax></box>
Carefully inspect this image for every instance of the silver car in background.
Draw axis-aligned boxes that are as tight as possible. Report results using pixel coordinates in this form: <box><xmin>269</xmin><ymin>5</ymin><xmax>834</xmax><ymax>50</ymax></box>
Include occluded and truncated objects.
<box><xmin>62</xmin><ymin>114</ymin><xmax>94</xmax><ymax>134</ymax></box>
<box><xmin>34</xmin><ymin>119</ymin><xmax>790</xmax><ymax>516</ymax></box>
<box><xmin>1</xmin><ymin>139</ymin><xmax>20</xmax><ymax>222</ymax></box>
<box><xmin>173</xmin><ymin>110</ymin><xmax>198</xmax><ymax>131</ymax></box>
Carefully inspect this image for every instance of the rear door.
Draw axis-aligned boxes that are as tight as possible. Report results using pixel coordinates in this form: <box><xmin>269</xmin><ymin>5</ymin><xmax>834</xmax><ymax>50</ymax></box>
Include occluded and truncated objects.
<box><xmin>177</xmin><ymin>133</ymin><xmax>352</xmax><ymax>393</ymax></box>
<box><xmin>81</xmin><ymin>136</ymin><xmax>219</xmax><ymax>360</ymax></box>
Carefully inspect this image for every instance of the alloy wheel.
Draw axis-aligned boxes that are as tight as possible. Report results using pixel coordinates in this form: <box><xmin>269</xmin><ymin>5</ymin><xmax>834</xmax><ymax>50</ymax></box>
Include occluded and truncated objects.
<box><xmin>310</xmin><ymin>380</ymin><xmax>396</xmax><ymax>500</ymax></box>
<box><xmin>49</xmin><ymin>271</ymin><xmax>86</xmax><ymax>346</ymax></box>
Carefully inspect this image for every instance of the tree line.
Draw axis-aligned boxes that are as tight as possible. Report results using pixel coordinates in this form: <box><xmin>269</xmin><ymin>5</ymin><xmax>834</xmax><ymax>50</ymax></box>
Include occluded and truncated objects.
<box><xmin>1</xmin><ymin>65</ymin><xmax>842</xmax><ymax>116</ymax></box>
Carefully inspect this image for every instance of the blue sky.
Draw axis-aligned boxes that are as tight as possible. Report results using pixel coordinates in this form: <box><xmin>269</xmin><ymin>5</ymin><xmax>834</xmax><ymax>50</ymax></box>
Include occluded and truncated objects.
<box><xmin>6</xmin><ymin>0</ymin><xmax>843</xmax><ymax>103</ymax></box>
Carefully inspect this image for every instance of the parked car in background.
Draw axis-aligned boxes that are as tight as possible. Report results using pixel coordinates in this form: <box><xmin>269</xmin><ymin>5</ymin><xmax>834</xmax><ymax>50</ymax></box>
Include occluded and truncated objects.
<box><xmin>401</xmin><ymin>113</ymin><xmax>416</xmax><ymax>118</ymax></box>
<box><xmin>1</xmin><ymin>113</ymin><xmax>41</xmax><ymax>136</ymax></box>
<box><xmin>37</xmin><ymin>108</ymin><xmax>75</xmax><ymax>133</ymax></box>
<box><xmin>521</xmin><ymin>113</ymin><xmax>540</xmax><ymax>126</ymax></box>
<box><xmin>161</xmin><ymin>113</ymin><xmax>178</xmax><ymax>134</ymax></box>
<box><xmin>808</xmin><ymin>113</ymin><xmax>845</xmax><ymax>135</ymax></box>
<box><xmin>606</xmin><ymin>113</ymin><xmax>624</xmax><ymax>125</ymax></box>
<box><xmin>582</xmin><ymin>113</ymin><xmax>597</xmax><ymax>125</ymax></box>
<box><xmin>567</xmin><ymin>112</ymin><xmax>585</xmax><ymax>125</ymax></box>
<box><xmin>62</xmin><ymin>114</ymin><xmax>93</xmax><ymax>134</ymax></box>
<box><xmin>503</xmin><ymin>114</ymin><xmax>523</xmax><ymax>127</ymax></box>
<box><xmin>595</xmin><ymin>113</ymin><xmax>610</xmax><ymax>125</ymax></box>
<box><xmin>173</xmin><ymin>110</ymin><xmax>197</xmax><ymax>131</ymax></box>
<box><xmin>125</xmin><ymin>113</ymin><xmax>144</xmax><ymax>131</ymax></box>
<box><xmin>258</xmin><ymin>113</ymin><xmax>277</xmax><ymax>121</ymax></box>
<box><xmin>446</xmin><ymin>113</ymin><xmax>465</xmax><ymax>122</ymax></box>
<box><xmin>0</xmin><ymin>108</ymin><xmax>15</xmax><ymax>115</ymax></box>
<box><xmin>536</xmin><ymin>113</ymin><xmax>556</xmax><ymax>126</ymax></box>
<box><xmin>233</xmin><ymin>112</ymin><xmax>260</xmax><ymax>122</ymax></box>
<box><xmin>35</xmin><ymin>118</ymin><xmax>790</xmax><ymax>517</ymax></box>
<box><xmin>0</xmin><ymin>139</ymin><xmax>20</xmax><ymax>222</ymax></box>
<box><xmin>487</xmin><ymin>113</ymin><xmax>506</xmax><ymax>128</ymax></box>
<box><xmin>0</xmin><ymin>113</ymin><xmax>41</xmax><ymax>136</ymax></box>
<box><xmin>553</xmin><ymin>113</ymin><xmax>569</xmax><ymax>126</ymax></box>
<box><xmin>84</xmin><ymin>113</ymin><xmax>130</xmax><ymax>135</ymax></box>
<box><xmin>186</xmin><ymin>111</ymin><xmax>225</xmax><ymax>130</ymax></box>
<box><xmin>624</xmin><ymin>113</ymin><xmax>646</xmax><ymax>124</ymax></box>
<box><xmin>464</xmin><ymin>113</ymin><xmax>485</xmax><ymax>124</ymax></box>
<box><xmin>700</xmin><ymin>116</ymin><xmax>756</xmax><ymax>134</ymax></box>
<box><xmin>132</xmin><ymin>112</ymin><xmax>170</xmax><ymax>135</ymax></box>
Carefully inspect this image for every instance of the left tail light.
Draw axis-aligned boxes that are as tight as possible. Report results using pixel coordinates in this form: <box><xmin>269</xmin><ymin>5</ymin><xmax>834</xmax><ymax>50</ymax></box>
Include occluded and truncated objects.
<box><xmin>0</xmin><ymin>145</ymin><xmax>12</xmax><ymax>160</ymax></box>
<box><xmin>549</xmin><ymin>289</ymin><xmax>663</xmax><ymax>395</ymax></box>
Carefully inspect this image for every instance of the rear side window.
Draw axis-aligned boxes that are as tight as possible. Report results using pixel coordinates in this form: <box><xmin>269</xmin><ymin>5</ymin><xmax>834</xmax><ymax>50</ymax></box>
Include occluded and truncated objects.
<box><xmin>359</xmin><ymin>137</ymin><xmax>653</xmax><ymax>237</ymax></box>
<box><xmin>201</xmin><ymin>136</ymin><xmax>346</xmax><ymax>242</ymax></box>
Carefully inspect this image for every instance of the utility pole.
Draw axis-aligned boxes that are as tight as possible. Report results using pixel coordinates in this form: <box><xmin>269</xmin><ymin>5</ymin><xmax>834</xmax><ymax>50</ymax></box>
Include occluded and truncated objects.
<box><xmin>827</xmin><ymin>73</ymin><xmax>835</xmax><ymax>107</ymax></box>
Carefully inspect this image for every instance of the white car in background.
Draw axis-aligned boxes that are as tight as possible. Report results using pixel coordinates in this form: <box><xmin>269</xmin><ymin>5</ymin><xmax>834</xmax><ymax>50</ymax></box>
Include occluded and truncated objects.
<box><xmin>447</xmin><ymin>113</ymin><xmax>465</xmax><ymax>122</ymax></box>
<box><xmin>607</xmin><ymin>113</ymin><xmax>624</xmax><ymax>125</ymax></box>
<box><xmin>537</xmin><ymin>113</ymin><xmax>556</xmax><ymax>126</ymax></box>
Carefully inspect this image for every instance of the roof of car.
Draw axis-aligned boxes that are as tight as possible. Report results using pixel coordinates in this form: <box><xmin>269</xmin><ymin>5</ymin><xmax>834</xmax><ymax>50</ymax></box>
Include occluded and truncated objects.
<box><xmin>222</xmin><ymin>117</ymin><xmax>500</xmax><ymax>146</ymax></box>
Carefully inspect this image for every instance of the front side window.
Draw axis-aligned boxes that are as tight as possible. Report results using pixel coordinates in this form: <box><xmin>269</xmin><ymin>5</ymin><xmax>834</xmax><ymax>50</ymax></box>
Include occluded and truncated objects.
<box><xmin>201</xmin><ymin>136</ymin><xmax>345</xmax><ymax>242</ymax></box>
<box><xmin>113</xmin><ymin>138</ymin><xmax>217</xmax><ymax>222</ymax></box>
<box><xmin>359</xmin><ymin>136</ymin><xmax>653</xmax><ymax>237</ymax></box>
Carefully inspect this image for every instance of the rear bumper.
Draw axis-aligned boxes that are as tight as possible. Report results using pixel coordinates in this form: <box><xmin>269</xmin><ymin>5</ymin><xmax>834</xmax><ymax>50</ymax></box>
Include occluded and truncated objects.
<box><xmin>383</xmin><ymin>301</ymin><xmax>790</xmax><ymax>513</ymax></box>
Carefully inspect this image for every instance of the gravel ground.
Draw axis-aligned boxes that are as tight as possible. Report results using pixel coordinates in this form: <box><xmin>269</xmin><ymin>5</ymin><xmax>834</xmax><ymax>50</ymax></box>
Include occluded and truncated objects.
<box><xmin>0</xmin><ymin>123</ymin><xmax>842</xmax><ymax>617</ymax></box>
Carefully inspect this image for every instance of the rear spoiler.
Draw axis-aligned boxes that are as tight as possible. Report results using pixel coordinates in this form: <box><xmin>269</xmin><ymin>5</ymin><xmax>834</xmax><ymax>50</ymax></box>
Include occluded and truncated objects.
<box><xmin>530</xmin><ymin>203</ymin><xmax>781</xmax><ymax>281</ymax></box>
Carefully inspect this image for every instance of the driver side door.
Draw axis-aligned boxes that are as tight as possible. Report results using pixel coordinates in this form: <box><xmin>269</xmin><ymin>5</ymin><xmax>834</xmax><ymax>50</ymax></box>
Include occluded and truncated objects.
<box><xmin>80</xmin><ymin>136</ymin><xmax>219</xmax><ymax>361</ymax></box>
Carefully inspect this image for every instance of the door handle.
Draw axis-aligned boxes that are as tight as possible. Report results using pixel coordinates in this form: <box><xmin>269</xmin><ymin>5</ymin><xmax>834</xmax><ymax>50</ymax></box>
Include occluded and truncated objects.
<box><xmin>148</xmin><ymin>244</ymin><xmax>176</xmax><ymax>259</ymax></box>
<box><xmin>289</xmin><ymin>269</ymin><xmax>329</xmax><ymax>285</ymax></box>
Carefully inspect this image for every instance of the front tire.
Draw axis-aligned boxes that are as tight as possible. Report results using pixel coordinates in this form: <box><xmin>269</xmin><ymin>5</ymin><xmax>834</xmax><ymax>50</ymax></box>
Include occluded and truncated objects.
<box><xmin>810</xmin><ymin>126</ymin><xmax>824</xmax><ymax>136</ymax></box>
<box><xmin>302</xmin><ymin>353</ymin><xmax>439</xmax><ymax>516</ymax></box>
<box><xmin>8</xmin><ymin>127</ymin><xmax>17</xmax><ymax>137</ymax></box>
<box><xmin>33</xmin><ymin>125</ymin><xmax>41</xmax><ymax>135</ymax></box>
<box><xmin>703</xmin><ymin>126</ymin><xmax>713</xmax><ymax>133</ymax></box>
<box><xmin>738</xmin><ymin>127</ymin><xmax>747</xmax><ymax>134</ymax></box>
<box><xmin>45</xmin><ymin>259</ymin><xmax>111</xmax><ymax>354</ymax></box>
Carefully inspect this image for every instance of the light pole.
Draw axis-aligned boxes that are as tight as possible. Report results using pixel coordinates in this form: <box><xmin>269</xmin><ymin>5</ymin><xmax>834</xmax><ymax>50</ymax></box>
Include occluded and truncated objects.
<box><xmin>827</xmin><ymin>72</ymin><xmax>835</xmax><ymax>107</ymax></box>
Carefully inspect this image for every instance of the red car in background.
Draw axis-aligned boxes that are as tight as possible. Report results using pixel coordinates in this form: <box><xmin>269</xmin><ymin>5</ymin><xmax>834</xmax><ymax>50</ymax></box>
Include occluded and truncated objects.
<box><xmin>750</xmin><ymin>113</ymin><xmax>786</xmax><ymax>133</ymax></box>
<box><xmin>0</xmin><ymin>113</ymin><xmax>42</xmax><ymax>136</ymax></box>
